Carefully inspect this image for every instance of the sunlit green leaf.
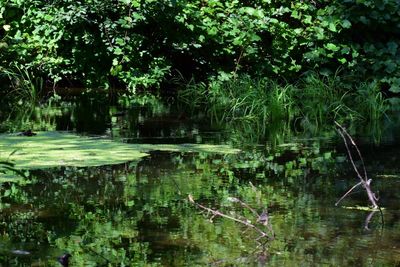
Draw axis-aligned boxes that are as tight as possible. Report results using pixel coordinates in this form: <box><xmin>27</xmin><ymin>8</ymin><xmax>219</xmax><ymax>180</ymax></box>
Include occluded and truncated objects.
<box><xmin>341</xmin><ymin>19</ymin><xmax>351</xmax><ymax>28</ymax></box>
<box><xmin>325</xmin><ymin>43</ymin><xmax>340</xmax><ymax>52</ymax></box>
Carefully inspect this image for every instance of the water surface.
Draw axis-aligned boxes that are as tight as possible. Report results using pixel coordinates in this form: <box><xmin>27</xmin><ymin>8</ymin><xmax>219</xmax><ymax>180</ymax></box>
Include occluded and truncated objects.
<box><xmin>1</xmin><ymin>99</ymin><xmax>399</xmax><ymax>266</ymax></box>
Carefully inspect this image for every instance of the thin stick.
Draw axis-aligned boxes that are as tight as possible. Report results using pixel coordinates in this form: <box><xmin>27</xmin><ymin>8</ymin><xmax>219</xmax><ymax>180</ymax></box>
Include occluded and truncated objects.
<box><xmin>336</xmin><ymin>127</ymin><xmax>364</xmax><ymax>182</ymax></box>
<box><xmin>228</xmin><ymin>197</ymin><xmax>259</xmax><ymax>217</ymax></box>
<box><xmin>335</xmin><ymin>181</ymin><xmax>362</xmax><ymax>206</ymax></box>
<box><xmin>335</xmin><ymin>122</ymin><xmax>368</xmax><ymax>180</ymax></box>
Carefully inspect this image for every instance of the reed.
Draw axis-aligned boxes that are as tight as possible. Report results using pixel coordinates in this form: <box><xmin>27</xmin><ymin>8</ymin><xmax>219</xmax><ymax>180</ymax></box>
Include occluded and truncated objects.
<box><xmin>296</xmin><ymin>73</ymin><xmax>360</xmax><ymax>128</ymax></box>
<box><xmin>177</xmin><ymin>73</ymin><xmax>389</xmax><ymax>140</ymax></box>
<box><xmin>354</xmin><ymin>82</ymin><xmax>388</xmax><ymax>123</ymax></box>
<box><xmin>2</xmin><ymin>65</ymin><xmax>44</xmax><ymax>107</ymax></box>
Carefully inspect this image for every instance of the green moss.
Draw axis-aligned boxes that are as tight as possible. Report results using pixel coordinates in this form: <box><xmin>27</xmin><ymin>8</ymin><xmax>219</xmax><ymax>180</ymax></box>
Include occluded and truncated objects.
<box><xmin>0</xmin><ymin>131</ymin><xmax>239</xmax><ymax>169</ymax></box>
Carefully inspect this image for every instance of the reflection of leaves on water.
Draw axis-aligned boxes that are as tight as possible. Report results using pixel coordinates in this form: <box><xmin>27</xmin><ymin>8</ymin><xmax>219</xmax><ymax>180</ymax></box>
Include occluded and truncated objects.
<box><xmin>1</xmin><ymin>133</ymin><xmax>395</xmax><ymax>266</ymax></box>
<box><xmin>189</xmin><ymin>183</ymin><xmax>276</xmax><ymax>266</ymax></box>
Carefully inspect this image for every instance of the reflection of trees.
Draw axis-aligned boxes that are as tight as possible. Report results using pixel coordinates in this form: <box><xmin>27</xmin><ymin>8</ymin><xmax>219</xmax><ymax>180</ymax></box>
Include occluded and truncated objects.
<box><xmin>188</xmin><ymin>193</ymin><xmax>275</xmax><ymax>266</ymax></box>
<box><xmin>0</xmin><ymin>140</ymin><xmax>334</xmax><ymax>265</ymax></box>
<box><xmin>0</xmin><ymin>163</ymin><xmax>147</xmax><ymax>265</ymax></box>
<box><xmin>0</xmin><ymin>137</ymin><xmax>396</xmax><ymax>266</ymax></box>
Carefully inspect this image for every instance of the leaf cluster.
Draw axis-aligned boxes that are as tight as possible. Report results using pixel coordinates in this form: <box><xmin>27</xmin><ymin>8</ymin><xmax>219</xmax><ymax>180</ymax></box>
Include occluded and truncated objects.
<box><xmin>0</xmin><ymin>0</ymin><xmax>399</xmax><ymax>94</ymax></box>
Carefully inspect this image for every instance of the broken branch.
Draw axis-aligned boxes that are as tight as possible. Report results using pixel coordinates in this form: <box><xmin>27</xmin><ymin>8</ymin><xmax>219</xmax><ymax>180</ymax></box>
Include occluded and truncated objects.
<box><xmin>334</xmin><ymin>122</ymin><xmax>379</xmax><ymax>209</ymax></box>
<box><xmin>188</xmin><ymin>194</ymin><xmax>274</xmax><ymax>239</ymax></box>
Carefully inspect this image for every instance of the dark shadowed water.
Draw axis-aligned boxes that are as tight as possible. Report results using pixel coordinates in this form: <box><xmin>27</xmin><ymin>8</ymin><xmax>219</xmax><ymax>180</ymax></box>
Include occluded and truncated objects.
<box><xmin>1</xmin><ymin>98</ymin><xmax>400</xmax><ymax>266</ymax></box>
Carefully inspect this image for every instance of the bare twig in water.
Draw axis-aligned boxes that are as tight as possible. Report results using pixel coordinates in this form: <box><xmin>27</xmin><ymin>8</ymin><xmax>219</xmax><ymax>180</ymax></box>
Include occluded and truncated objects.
<box><xmin>334</xmin><ymin>122</ymin><xmax>379</xmax><ymax>209</ymax></box>
<box><xmin>189</xmin><ymin>186</ymin><xmax>275</xmax><ymax>266</ymax></box>
<box><xmin>335</xmin><ymin>181</ymin><xmax>363</xmax><ymax>206</ymax></box>
<box><xmin>227</xmin><ymin>196</ymin><xmax>259</xmax><ymax>217</ymax></box>
<box><xmin>188</xmin><ymin>194</ymin><xmax>274</xmax><ymax>240</ymax></box>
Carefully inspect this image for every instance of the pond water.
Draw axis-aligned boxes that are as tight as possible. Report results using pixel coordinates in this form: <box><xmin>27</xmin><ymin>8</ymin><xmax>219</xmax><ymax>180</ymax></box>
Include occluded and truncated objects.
<box><xmin>1</xmin><ymin>97</ymin><xmax>400</xmax><ymax>266</ymax></box>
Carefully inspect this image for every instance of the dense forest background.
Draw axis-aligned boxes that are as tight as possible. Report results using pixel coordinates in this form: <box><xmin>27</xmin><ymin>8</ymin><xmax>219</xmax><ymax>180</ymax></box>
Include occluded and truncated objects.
<box><xmin>1</xmin><ymin>0</ymin><xmax>399</xmax><ymax>133</ymax></box>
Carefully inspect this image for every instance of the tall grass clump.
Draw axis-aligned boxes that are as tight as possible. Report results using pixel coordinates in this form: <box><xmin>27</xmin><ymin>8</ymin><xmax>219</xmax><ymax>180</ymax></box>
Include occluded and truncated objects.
<box><xmin>0</xmin><ymin>65</ymin><xmax>57</xmax><ymax>133</ymax></box>
<box><xmin>177</xmin><ymin>72</ymin><xmax>390</xmax><ymax>141</ymax></box>
<box><xmin>354</xmin><ymin>82</ymin><xmax>388</xmax><ymax>123</ymax></box>
<box><xmin>296</xmin><ymin>73</ymin><xmax>388</xmax><ymax>132</ymax></box>
<box><xmin>295</xmin><ymin>72</ymin><xmax>360</xmax><ymax>129</ymax></box>
<box><xmin>3</xmin><ymin>65</ymin><xmax>44</xmax><ymax>107</ymax></box>
<box><xmin>178</xmin><ymin>75</ymin><xmax>297</xmax><ymax>137</ymax></box>
<box><xmin>176</xmin><ymin>77</ymin><xmax>209</xmax><ymax>114</ymax></box>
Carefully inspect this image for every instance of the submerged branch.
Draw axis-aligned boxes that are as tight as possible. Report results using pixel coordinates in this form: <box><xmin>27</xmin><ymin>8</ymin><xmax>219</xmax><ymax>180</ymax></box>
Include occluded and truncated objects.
<box><xmin>227</xmin><ymin>197</ymin><xmax>259</xmax><ymax>217</ymax></box>
<box><xmin>188</xmin><ymin>194</ymin><xmax>274</xmax><ymax>240</ymax></box>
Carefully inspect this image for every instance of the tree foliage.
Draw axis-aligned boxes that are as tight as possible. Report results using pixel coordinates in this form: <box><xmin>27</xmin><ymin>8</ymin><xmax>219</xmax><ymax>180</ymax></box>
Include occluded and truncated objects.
<box><xmin>1</xmin><ymin>0</ymin><xmax>399</xmax><ymax>94</ymax></box>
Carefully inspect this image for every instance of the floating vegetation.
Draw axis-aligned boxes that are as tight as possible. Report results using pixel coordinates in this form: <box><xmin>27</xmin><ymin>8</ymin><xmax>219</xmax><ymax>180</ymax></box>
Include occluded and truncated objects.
<box><xmin>0</xmin><ymin>131</ymin><xmax>240</xmax><ymax>169</ymax></box>
<box><xmin>376</xmin><ymin>174</ymin><xmax>400</xmax><ymax>179</ymax></box>
<box><xmin>341</xmin><ymin>206</ymin><xmax>385</xmax><ymax>211</ymax></box>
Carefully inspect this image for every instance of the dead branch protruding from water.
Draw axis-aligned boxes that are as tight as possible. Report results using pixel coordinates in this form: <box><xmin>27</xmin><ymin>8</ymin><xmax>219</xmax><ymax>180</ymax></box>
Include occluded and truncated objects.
<box><xmin>334</xmin><ymin>122</ymin><xmax>379</xmax><ymax>209</ymax></box>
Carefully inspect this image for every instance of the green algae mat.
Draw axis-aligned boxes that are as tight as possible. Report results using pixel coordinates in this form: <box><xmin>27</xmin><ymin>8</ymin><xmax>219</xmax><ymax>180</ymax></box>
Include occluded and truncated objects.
<box><xmin>0</xmin><ymin>131</ymin><xmax>239</xmax><ymax>169</ymax></box>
